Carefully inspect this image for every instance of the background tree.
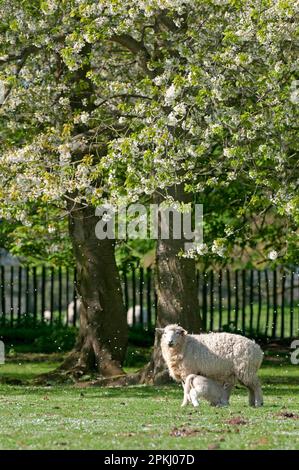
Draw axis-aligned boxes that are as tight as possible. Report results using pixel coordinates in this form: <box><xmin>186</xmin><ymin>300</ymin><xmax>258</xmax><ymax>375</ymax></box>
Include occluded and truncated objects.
<box><xmin>0</xmin><ymin>0</ymin><xmax>298</xmax><ymax>380</ymax></box>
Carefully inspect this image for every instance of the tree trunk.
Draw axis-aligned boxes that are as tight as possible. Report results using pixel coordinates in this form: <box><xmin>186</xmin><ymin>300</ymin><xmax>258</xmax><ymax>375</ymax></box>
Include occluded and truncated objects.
<box><xmin>59</xmin><ymin>203</ymin><xmax>128</xmax><ymax>378</ymax></box>
<box><xmin>140</xmin><ymin>186</ymin><xmax>202</xmax><ymax>384</ymax></box>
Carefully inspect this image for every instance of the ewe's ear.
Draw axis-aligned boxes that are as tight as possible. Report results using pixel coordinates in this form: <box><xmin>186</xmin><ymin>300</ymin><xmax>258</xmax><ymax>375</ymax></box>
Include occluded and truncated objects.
<box><xmin>180</xmin><ymin>328</ymin><xmax>187</xmax><ymax>336</ymax></box>
<box><xmin>155</xmin><ymin>328</ymin><xmax>164</xmax><ymax>334</ymax></box>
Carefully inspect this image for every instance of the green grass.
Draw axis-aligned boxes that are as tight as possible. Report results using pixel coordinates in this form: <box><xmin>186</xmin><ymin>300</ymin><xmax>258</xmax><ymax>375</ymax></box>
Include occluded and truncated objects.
<box><xmin>0</xmin><ymin>353</ymin><xmax>299</xmax><ymax>450</ymax></box>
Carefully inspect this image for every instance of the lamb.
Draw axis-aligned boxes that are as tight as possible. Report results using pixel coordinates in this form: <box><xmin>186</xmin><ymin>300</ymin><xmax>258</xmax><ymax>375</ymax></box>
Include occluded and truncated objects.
<box><xmin>181</xmin><ymin>374</ymin><xmax>230</xmax><ymax>407</ymax></box>
<box><xmin>156</xmin><ymin>324</ymin><xmax>264</xmax><ymax>407</ymax></box>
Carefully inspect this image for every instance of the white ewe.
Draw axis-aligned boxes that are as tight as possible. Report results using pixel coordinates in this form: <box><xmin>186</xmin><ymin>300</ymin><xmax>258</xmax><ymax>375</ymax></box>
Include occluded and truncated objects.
<box><xmin>157</xmin><ymin>324</ymin><xmax>264</xmax><ymax>407</ymax></box>
<box><xmin>43</xmin><ymin>310</ymin><xmax>52</xmax><ymax>323</ymax></box>
<box><xmin>181</xmin><ymin>374</ymin><xmax>230</xmax><ymax>407</ymax></box>
<box><xmin>67</xmin><ymin>299</ymin><xmax>81</xmax><ymax>325</ymax></box>
<box><xmin>43</xmin><ymin>299</ymin><xmax>81</xmax><ymax>326</ymax></box>
<box><xmin>127</xmin><ymin>305</ymin><xmax>148</xmax><ymax>327</ymax></box>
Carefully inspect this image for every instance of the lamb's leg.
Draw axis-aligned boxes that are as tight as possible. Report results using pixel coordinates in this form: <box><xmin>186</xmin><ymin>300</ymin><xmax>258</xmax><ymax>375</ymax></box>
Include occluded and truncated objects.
<box><xmin>189</xmin><ymin>388</ymin><xmax>200</xmax><ymax>407</ymax></box>
<box><xmin>181</xmin><ymin>393</ymin><xmax>189</xmax><ymax>407</ymax></box>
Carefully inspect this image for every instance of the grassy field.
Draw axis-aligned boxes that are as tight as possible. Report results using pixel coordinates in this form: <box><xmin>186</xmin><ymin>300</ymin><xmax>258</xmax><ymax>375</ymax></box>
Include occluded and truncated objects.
<box><xmin>0</xmin><ymin>351</ymin><xmax>298</xmax><ymax>450</ymax></box>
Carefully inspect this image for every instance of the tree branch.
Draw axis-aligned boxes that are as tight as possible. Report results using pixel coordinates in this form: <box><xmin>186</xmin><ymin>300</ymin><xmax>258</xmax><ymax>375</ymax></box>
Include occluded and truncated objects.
<box><xmin>110</xmin><ymin>34</ymin><xmax>154</xmax><ymax>77</ymax></box>
<box><xmin>0</xmin><ymin>45</ymin><xmax>38</xmax><ymax>66</ymax></box>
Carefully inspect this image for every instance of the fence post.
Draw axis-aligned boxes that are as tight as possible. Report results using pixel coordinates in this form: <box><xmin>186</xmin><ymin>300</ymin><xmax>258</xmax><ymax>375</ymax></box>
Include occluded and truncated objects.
<box><xmin>1</xmin><ymin>266</ymin><xmax>6</xmax><ymax>325</ymax></box>
<box><xmin>33</xmin><ymin>267</ymin><xmax>37</xmax><ymax>322</ymax></box>
<box><xmin>281</xmin><ymin>270</ymin><xmax>286</xmax><ymax>339</ymax></box>
<box><xmin>73</xmin><ymin>267</ymin><xmax>77</xmax><ymax>326</ymax></box>
<box><xmin>290</xmin><ymin>271</ymin><xmax>294</xmax><ymax>338</ymax></box>
<box><xmin>242</xmin><ymin>269</ymin><xmax>246</xmax><ymax>335</ymax></box>
<box><xmin>17</xmin><ymin>266</ymin><xmax>22</xmax><ymax>325</ymax></box>
<box><xmin>146</xmin><ymin>267</ymin><xmax>152</xmax><ymax>329</ymax></box>
<box><xmin>257</xmin><ymin>270</ymin><xmax>262</xmax><ymax>335</ymax></box>
<box><xmin>66</xmin><ymin>267</ymin><xmax>69</xmax><ymax>325</ymax></box>
<box><xmin>132</xmin><ymin>266</ymin><xmax>136</xmax><ymax>326</ymax></box>
<box><xmin>139</xmin><ymin>267</ymin><xmax>144</xmax><ymax>326</ymax></box>
<box><xmin>10</xmin><ymin>266</ymin><xmax>14</xmax><ymax>327</ymax></box>
<box><xmin>209</xmin><ymin>271</ymin><xmax>214</xmax><ymax>332</ymax></box>
<box><xmin>264</xmin><ymin>270</ymin><xmax>270</xmax><ymax>337</ymax></box>
<box><xmin>218</xmin><ymin>270</ymin><xmax>222</xmax><ymax>331</ymax></box>
<box><xmin>41</xmin><ymin>266</ymin><xmax>46</xmax><ymax>323</ymax></box>
<box><xmin>58</xmin><ymin>266</ymin><xmax>62</xmax><ymax>324</ymax></box>
<box><xmin>235</xmin><ymin>270</ymin><xmax>239</xmax><ymax>330</ymax></box>
<box><xmin>25</xmin><ymin>267</ymin><xmax>30</xmax><ymax>316</ymax></box>
<box><xmin>249</xmin><ymin>269</ymin><xmax>254</xmax><ymax>335</ymax></box>
<box><xmin>50</xmin><ymin>267</ymin><xmax>54</xmax><ymax>325</ymax></box>
<box><xmin>226</xmin><ymin>269</ymin><xmax>231</xmax><ymax>326</ymax></box>
<box><xmin>202</xmin><ymin>271</ymin><xmax>207</xmax><ymax>331</ymax></box>
<box><xmin>272</xmin><ymin>269</ymin><xmax>278</xmax><ymax>338</ymax></box>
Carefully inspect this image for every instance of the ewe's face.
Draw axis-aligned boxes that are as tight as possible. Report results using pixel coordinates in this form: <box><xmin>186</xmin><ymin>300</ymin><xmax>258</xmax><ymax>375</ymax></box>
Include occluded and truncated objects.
<box><xmin>163</xmin><ymin>328</ymin><xmax>185</xmax><ymax>348</ymax></box>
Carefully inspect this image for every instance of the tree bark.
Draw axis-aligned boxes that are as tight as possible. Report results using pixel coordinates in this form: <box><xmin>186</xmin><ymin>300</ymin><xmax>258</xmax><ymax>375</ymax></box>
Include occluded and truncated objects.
<box><xmin>140</xmin><ymin>185</ymin><xmax>202</xmax><ymax>384</ymax></box>
<box><xmin>59</xmin><ymin>203</ymin><xmax>128</xmax><ymax>378</ymax></box>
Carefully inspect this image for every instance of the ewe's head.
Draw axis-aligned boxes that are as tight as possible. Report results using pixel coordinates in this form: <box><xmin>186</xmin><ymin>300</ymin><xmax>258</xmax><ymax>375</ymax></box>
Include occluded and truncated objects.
<box><xmin>156</xmin><ymin>324</ymin><xmax>187</xmax><ymax>348</ymax></box>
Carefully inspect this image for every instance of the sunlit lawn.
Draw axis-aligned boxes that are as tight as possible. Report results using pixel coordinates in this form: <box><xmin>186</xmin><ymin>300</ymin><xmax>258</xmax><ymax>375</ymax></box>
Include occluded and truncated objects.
<box><xmin>0</xmin><ymin>352</ymin><xmax>298</xmax><ymax>450</ymax></box>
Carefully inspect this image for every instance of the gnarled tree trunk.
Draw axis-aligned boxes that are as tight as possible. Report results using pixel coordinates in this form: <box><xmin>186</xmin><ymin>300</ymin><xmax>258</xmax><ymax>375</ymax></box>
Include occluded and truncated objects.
<box><xmin>59</xmin><ymin>203</ymin><xmax>128</xmax><ymax>378</ymax></box>
<box><xmin>140</xmin><ymin>186</ymin><xmax>202</xmax><ymax>384</ymax></box>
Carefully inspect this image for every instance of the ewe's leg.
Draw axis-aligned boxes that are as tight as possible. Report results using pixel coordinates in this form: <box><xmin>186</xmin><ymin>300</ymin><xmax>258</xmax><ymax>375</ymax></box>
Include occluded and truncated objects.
<box><xmin>218</xmin><ymin>394</ymin><xmax>231</xmax><ymax>407</ymax></box>
<box><xmin>245</xmin><ymin>377</ymin><xmax>263</xmax><ymax>407</ymax></box>
<box><xmin>252</xmin><ymin>379</ymin><xmax>263</xmax><ymax>407</ymax></box>
<box><xmin>217</xmin><ymin>401</ymin><xmax>228</xmax><ymax>407</ymax></box>
<box><xmin>223</xmin><ymin>384</ymin><xmax>234</xmax><ymax>405</ymax></box>
<box><xmin>248</xmin><ymin>387</ymin><xmax>256</xmax><ymax>406</ymax></box>
<box><xmin>189</xmin><ymin>389</ymin><xmax>200</xmax><ymax>407</ymax></box>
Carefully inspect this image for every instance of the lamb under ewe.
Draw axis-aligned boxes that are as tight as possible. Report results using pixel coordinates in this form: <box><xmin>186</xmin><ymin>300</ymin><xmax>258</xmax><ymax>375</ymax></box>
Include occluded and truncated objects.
<box><xmin>157</xmin><ymin>324</ymin><xmax>264</xmax><ymax>407</ymax></box>
<box><xmin>181</xmin><ymin>374</ymin><xmax>230</xmax><ymax>408</ymax></box>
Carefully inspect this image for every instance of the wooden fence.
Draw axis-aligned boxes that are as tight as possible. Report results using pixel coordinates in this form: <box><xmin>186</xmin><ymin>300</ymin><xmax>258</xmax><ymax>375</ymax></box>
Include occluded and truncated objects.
<box><xmin>0</xmin><ymin>265</ymin><xmax>298</xmax><ymax>339</ymax></box>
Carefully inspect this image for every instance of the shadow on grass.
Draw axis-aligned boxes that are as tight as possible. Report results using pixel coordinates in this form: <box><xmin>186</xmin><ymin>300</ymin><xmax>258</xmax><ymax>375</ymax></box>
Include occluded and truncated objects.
<box><xmin>1</xmin><ymin>350</ymin><xmax>298</xmax><ymax>397</ymax></box>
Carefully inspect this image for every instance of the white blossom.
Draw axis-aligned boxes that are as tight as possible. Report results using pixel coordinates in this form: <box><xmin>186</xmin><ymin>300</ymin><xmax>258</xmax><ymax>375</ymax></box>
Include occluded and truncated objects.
<box><xmin>165</xmin><ymin>84</ymin><xmax>179</xmax><ymax>105</ymax></box>
<box><xmin>268</xmin><ymin>250</ymin><xmax>278</xmax><ymax>261</ymax></box>
<box><xmin>173</xmin><ymin>103</ymin><xmax>186</xmax><ymax>116</ymax></box>
<box><xmin>79</xmin><ymin>112</ymin><xmax>90</xmax><ymax>124</ymax></box>
<box><xmin>167</xmin><ymin>112</ymin><xmax>178</xmax><ymax>126</ymax></box>
<box><xmin>153</xmin><ymin>76</ymin><xmax>164</xmax><ymax>86</ymax></box>
<box><xmin>211</xmin><ymin>240</ymin><xmax>226</xmax><ymax>257</ymax></box>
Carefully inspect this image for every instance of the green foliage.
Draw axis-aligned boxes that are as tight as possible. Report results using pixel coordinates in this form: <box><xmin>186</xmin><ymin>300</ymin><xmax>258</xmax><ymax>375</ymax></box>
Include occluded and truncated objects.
<box><xmin>0</xmin><ymin>321</ymin><xmax>77</xmax><ymax>353</ymax></box>
<box><xmin>115</xmin><ymin>239</ymin><xmax>155</xmax><ymax>269</ymax></box>
<box><xmin>0</xmin><ymin>321</ymin><xmax>154</xmax><ymax>355</ymax></box>
<box><xmin>33</xmin><ymin>326</ymin><xmax>77</xmax><ymax>353</ymax></box>
<box><xmin>0</xmin><ymin>0</ymin><xmax>298</xmax><ymax>266</ymax></box>
<box><xmin>1</xmin><ymin>204</ymin><xmax>73</xmax><ymax>267</ymax></box>
<box><xmin>127</xmin><ymin>326</ymin><xmax>155</xmax><ymax>348</ymax></box>
<box><xmin>124</xmin><ymin>345</ymin><xmax>151</xmax><ymax>368</ymax></box>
